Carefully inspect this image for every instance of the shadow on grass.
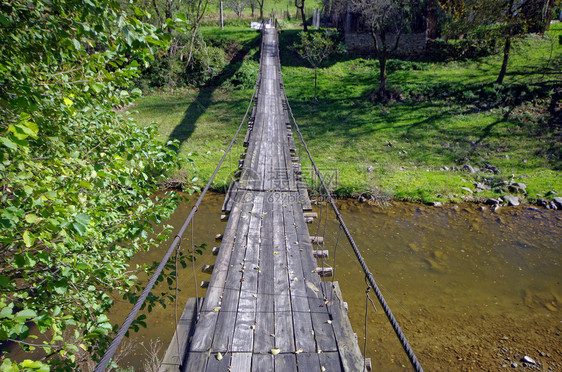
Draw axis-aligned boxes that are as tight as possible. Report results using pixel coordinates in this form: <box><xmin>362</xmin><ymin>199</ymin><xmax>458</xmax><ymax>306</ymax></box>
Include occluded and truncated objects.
<box><xmin>166</xmin><ymin>34</ymin><xmax>261</xmax><ymax>151</ymax></box>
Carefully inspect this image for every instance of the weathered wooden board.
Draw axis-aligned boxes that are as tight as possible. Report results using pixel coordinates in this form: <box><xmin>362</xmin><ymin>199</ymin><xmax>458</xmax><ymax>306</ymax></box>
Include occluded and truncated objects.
<box><xmin>160</xmin><ymin>297</ymin><xmax>203</xmax><ymax>371</ymax></box>
<box><xmin>251</xmin><ymin>354</ymin><xmax>274</xmax><ymax>372</ymax></box>
<box><xmin>188</xmin><ymin>203</ymin><xmax>243</xmax><ymax>352</ymax></box>
<box><xmin>330</xmin><ymin>282</ymin><xmax>366</xmax><ymax>371</ymax></box>
<box><xmin>253</xmin><ymin>197</ymin><xmax>275</xmax><ymax>353</ymax></box>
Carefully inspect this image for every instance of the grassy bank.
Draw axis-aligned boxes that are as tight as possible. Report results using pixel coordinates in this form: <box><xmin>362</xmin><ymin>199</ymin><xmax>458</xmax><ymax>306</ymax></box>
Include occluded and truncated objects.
<box><xmin>129</xmin><ymin>23</ymin><xmax>561</xmax><ymax>204</ymax></box>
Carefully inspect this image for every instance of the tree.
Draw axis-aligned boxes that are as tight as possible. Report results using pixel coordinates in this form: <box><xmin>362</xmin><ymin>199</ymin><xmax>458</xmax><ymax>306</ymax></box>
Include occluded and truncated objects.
<box><xmin>294</xmin><ymin>30</ymin><xmax>341</xmax><ymax>100</ymax></box>
<box><xmin>256</xmin><ymin>0</ymin><xmax>265</xmax><ymax>19</ymax></box>
<box><xmin>295</xmin><ymin>0</ymin><xmax>308</xmax><ymax>31</ymax></box>
<box><xmin>227</xmin><ymin>0</ymin><xmax>248</xmax><ymax>17</ymax></box>
<box><xmin>351</xmin><ymin>0</ymin><xmax>416</xmax><ymax>99</ymax></box>
<box><xmin>440</xmin><ymin>0</ymin><xmax>548</xmax><ymax>84</ymax></box>
<box><xmin>0</xmin><ymin>0</ymin><xmax>182</xmax><ymax>368</ymax></box>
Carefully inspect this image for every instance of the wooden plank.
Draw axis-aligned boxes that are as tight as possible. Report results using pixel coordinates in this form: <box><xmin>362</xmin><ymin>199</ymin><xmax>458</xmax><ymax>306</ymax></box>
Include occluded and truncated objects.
<box><xmin>161</xmin><ymin>297</ymin><xmax>202</xmax><ymax>370</ymax></box>
<box><xmin>330</xmin><ymin>282</ymin><xmax>365</xmax><ymax>372</ymax></box>
<box><xmin>289</xmin><ymin>204</ymin><xmax>339</xmax><ymax>354</ymax></box>
<box><xmin>254</xmin><ymin>197</ymin><xmax>275</xmax><ymax>353</ymax></box>
<box><xmin>180</xmin><ymin>352</ymin><xmax>208</xmax><ymax>372</ymax></box>
<box><xmin>211</xmin><ymin>199</ymin><xmax>254</xmax><ymax>352</ymax></box>
<box><xmin>296</xmin><ymin>353</ymin><xmax>321</xmax><ymax>371</ymax></box>
<box><xmin>274</xmin><ymin>353</ymin><xmax>297</xmax><ymax>372</ymax></box>
<box><xmin>272</xmin><ymin>201</ymin><xmax>295</xmax><ymax>352</ymax></box>
<box><xmin>252</xmin><ymin>353</ymin><xmax>274</xmax><ymax>372</ymax></box>
<box><xmin>222</xmin><ymin>181</ymin><xmax>239</xmax><ymax>213</ymax></box>
<box><xmin>318</xmin><ymin>351</ymin><xmax>344</xmax><ymax>372</ymax></box>
<box><xmin>282</xmin><ymin>203</ymin><xmax>316</xmax><ymax>353</ymax></box>
<box><xmin>188</xmin><ymin>204</ymin><xmax>244</xmax><ymax>352</ymax></box>
<box><xmin>271</xmin><ymin>82</ymin><xmax>287</xmax><ymax>192</ymax></box>
<box><xmin>230</xmin><ymin>353</ymin><xmax>253</xmax><ymax>370</ymax></box>
<box><xmin>205</xmin><ymin>352</ymin><xmax>231</xmax><ymax>372</ymax></box>
<box><xmin>231</xmin><ymin>193</ymin><xmax>264</xmax><ymax>352</ymax></box>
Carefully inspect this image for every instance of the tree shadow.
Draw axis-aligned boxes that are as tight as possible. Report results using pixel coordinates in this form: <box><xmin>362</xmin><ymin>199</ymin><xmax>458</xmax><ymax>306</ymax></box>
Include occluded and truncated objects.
<box><xmin>166</xmin><ymin>34</ymin><xmax>261</xmax><ymax>152</ymax></box>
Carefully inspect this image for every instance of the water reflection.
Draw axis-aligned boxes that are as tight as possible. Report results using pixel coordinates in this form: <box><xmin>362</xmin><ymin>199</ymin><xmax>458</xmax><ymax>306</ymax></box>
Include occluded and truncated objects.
<box><xmin>114</xmin><ymin>194</ymin><xmax>562</xmax><ymax>371</ymax></box>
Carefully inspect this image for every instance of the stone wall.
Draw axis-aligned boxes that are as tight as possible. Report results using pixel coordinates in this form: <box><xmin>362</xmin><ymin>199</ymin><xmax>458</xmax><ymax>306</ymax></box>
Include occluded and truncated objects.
<box><xmin>344</xmin><ymin>32</ymin><xmax>428</xmax><ymax>58</ymax></box>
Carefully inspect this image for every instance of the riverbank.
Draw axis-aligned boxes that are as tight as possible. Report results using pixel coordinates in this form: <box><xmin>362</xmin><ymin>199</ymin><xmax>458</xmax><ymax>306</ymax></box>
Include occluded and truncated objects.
<box><xmin>128</xmin><ymin>24</ymin><xmax>561</xmax><ymax>205</ymax></box>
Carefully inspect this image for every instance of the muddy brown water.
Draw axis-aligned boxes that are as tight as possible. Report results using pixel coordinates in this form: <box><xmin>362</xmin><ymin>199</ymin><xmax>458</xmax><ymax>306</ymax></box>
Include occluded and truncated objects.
<box><xmin>112</xmin><ymin>193</ymin><xmax>562</xmax><ymax>371</ymax></box>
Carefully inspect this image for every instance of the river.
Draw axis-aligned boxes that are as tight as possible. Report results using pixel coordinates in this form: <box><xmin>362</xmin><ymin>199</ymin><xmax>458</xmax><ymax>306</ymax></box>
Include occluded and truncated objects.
<box><xmin>112</xmin><ymin>192</ymin><xmax>562</xmax><ymax>371</ymax></box>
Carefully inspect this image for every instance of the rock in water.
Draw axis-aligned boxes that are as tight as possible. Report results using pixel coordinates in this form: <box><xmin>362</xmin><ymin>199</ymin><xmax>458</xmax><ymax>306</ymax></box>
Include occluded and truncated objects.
<box><xmin>485</xmin><ymin>198</ymin><xmax>501</xmax><ymax>205</ymax></box>
<box><xmin>462</xmin><ymin>164</ymin><xmax>476</xmax><ymax>173</ymax></box>
<box><xmin>504</xmin><ymin>195</ymin><xmax>520</xmax><ymax>206</ymax></box>
<box><xmin>509</xmin><ymin>182</ymin><xmax>527</xmax><ymax>193</ymax></box>
<box><xmin>521</xmin><ymin>356</ymin><xmax>535</xmax><ymax>365</ymax></box>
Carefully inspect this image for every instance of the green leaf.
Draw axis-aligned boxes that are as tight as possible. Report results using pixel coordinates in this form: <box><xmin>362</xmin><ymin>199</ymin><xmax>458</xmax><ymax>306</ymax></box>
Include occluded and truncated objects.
<box><xmin>0</xmin><ymin>303</ymin><xmax>14</xmax><ymax>319</ymax></box>
<box><xmin>0</xmin><ymin>13</ymin><xmax>10</xmax><ymax>27</ymax></box>
<box><xmin>25</xmin><ymin>252</ymin><xmax>37</xmax><ymax>268</ymax></box>
<box><xmin>54</xmin><ymin>279</ymin><xmax>68</xmax><ymax>295</ymax></box>
<box><xmin>71</xmin><ymin>38</ymin><xmax>81</xmax><ymax>51</ymax></box>
<box><xmin>91</xmin><ymin>82</ymin><xmax>104</xmax><ymax>93</ymax></box>
<box><xmin>25</xmin><ymin>214</ymin><xmax>39</xmax><ymax>224</ymax></box>
<box><xmin>13</xmin><ymin>254</ymin><xmax>25</xmax><ymax>268</ymax></box>
<box><xmin>0</xmin><ymin>276</ymin><xmax>10</xmax><ymax>289</ymax></box>
<box><xmin>72</xmin><ymin>221</ymin><xmax>86</xmax><ymax>236</ymax></box>
<box><xmin>79</xmin><ymin>180</ymin><xmax>92</xmax><ymax>189</ymax></box>
<box><xmin>0</xmin><ymin>136</ymin><xmax>17</xmax><ymax>150</ymax></box>
<box><xmin>23</xmin><ymin>230</ymin><xmax>36</xmax><ymax>247</ymax></box>
<box><xmin>75</xmin><ymin>213</ymin><xmax>90</xmax><ymax>225</ymax></box>
<box><xmin>15</xmin><ymin>309</ymin><xmax>37</xmax><ymax>320</ymax></box>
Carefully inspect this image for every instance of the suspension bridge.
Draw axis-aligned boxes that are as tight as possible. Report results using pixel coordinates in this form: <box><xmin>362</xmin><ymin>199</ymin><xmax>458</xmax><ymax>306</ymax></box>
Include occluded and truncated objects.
<box><xmin>96</xmin><ymin>27</ymin><xmax>423</xmax><ymax>372</ymax></box>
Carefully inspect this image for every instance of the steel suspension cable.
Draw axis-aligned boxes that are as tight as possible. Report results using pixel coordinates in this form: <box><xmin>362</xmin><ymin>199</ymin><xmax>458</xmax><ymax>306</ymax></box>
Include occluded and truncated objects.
<box><xmin>95</xmin><ymin>50</ymin><xmax>263</xmax><ymax>372</ymax></box>
<box><xmin>282</xmin><ymin>90</ymin><xmax>424</xmax><ymax>372</ymax></box>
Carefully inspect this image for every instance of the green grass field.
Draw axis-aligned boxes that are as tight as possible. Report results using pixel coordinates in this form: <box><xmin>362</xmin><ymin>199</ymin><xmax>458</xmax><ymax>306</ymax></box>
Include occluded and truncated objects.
<box><xmin>129</xmin><ymin>22</ymin><xmax>561</xmax><ymax>204</ymax></box>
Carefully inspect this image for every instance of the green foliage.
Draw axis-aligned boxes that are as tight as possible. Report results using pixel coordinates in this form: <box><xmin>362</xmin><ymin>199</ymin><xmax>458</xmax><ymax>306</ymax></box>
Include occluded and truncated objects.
<box><xmin>425</xmin><ymin>38</ymin><xmax>498</xmax><ymax>62</ymax></box>
<box><xmin>227</xmin><ymin>59</ymin><xmax>260</xmax><ymax>89</ymax></box>
<box><xmin>293</xmin><ymin>29</ymin><xmax>342</xmax><ymax>69</ymax></box>
<box><xmin>293</xmin><ymin>29</ymin><xmax>342</xmax><ymax>99</ymax></box>
<box><xmin>0</xmin><ymin>0</ymin><xmax>182</xmax><ymax>368</ymax></box>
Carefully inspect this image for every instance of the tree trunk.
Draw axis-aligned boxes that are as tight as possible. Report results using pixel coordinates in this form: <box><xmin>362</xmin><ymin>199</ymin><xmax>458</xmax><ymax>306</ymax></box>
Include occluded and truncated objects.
<box><xmin>251</xmin><ymin>3</ymin><xmax>255</xmax><ymax>17</ymax></box>
<box><xmin>260</xmin><ymin>4</ymin><xmax>263</xmax><ymax>19</ymax></box>
<box><xmin>497</xmin><ymin>37</ymin><xmax>511</xmax><ymax>84</ymax></box>
<box><xmin>375</xmin><ymin>29</ymin><xmax>388</xmax><ymax>99</ymax></box>
<box><xmin>165</xmin><ymin>0</ymin><xmax>172</xmax><ymax>34</ymax></box>
<box><xmin>301</xmin><ymin>6</ymin><xmax>307</xmax><ymax>31</ymax></box>
<box><xmin>220</xmin><ymin>1</ymin><xmax>224</xmax><ymax>29</ymax></box>
<box><xmin>379</xmin><ymin>53</ymin><xmax>387</xmax><ymax>98</ymax></box>
<box><xmin>314</xmin><ymin>67</ymin><xmax>318</xmax><ymax>100</ymax></box>
<box><xmin>295</xmin><ymin>0</ymin><xmax>307</xmax><ymax>31</ymax></box>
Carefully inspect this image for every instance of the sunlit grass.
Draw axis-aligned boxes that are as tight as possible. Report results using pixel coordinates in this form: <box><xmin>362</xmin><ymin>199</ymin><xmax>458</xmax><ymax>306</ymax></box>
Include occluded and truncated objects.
<box><xmin>130</xmin><ymin>23</ymin><xmax>561</xmax><ymax>203</ymax></box>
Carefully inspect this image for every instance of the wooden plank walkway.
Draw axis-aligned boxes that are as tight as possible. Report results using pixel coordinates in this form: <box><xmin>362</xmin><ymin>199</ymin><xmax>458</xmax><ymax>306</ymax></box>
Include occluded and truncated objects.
<box><xmin>162</xmin><ymin>28</ymin><xmax>365</xmax><ymax>372</ymax></box>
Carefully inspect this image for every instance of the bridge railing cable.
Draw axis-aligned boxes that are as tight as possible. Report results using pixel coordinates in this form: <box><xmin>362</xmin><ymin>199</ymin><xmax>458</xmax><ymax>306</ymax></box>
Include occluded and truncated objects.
<box><xmin>95</xmin><ymin>33</ymin><xmax>265</xmax><ymax>372</ymax></box>
<box><xmin>276</xmin><ymin>36</ymin><xmax>423</xmax><ymax>372</ymax></box>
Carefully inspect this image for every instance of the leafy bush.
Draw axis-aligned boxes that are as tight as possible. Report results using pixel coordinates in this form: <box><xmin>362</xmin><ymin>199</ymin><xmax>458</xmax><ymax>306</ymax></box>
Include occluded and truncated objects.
<box><xmin>184</xmin><ymin>43</ymin><xmax>229</xmax><ymax>86</ymax></box>
<box><xmin>227</xmin><ymin>59</ymin><xmax>260</xmax><ymax>89</ymax></box>
<box><xmin>426</xmin><ymin>38</ymin><xmax>498</xmax><ymax>62</ymax></box>
<box><xmin>0</xmin><ymin>0</ymin><xmax>181</xmax><ymax>368</ymax></box>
